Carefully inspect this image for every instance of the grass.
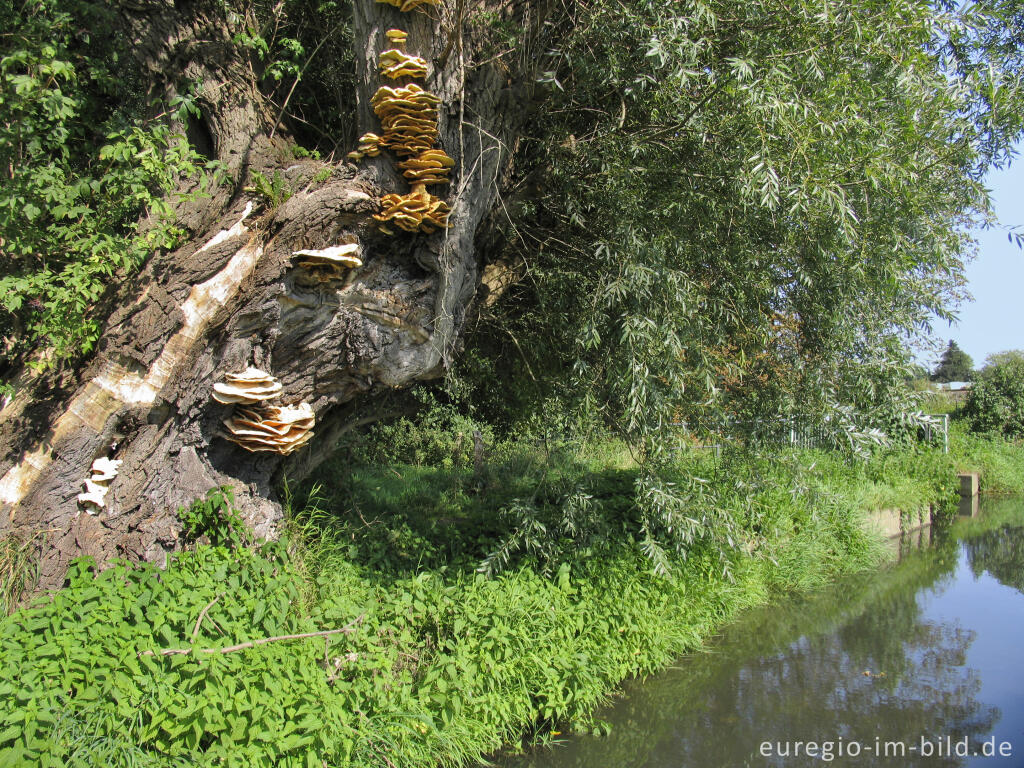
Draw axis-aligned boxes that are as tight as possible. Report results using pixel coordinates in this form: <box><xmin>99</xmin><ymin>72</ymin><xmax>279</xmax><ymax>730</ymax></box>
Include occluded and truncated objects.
<box><xmin>0</xmin><ymin>426</ymin><xmax>1022</xmax><ymax>766</ymax></box>
<box><xmin>0</xmin><ymin>531</ymin><xmax>41</xmax><ymax>616</ymax></box>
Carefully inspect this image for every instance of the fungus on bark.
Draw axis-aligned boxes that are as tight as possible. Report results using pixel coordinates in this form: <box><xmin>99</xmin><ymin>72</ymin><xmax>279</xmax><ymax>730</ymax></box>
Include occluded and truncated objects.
<box><xmin>291</xmin><ymin>244</ymin><xmax>363</xmax><ymax>281</ymax></box>
<box><xmin>212</xmin><ymin>368</ymin><xmax>284</xmax><ymax>405</ymax></box>
<box><xmin>379</xmin><ymin>49</ymin><xmax>429</xmax><ymax>80</ymax></box>
<box><xmin>346</xmin><ymin>133</ymin><xmax>386</xmax><ymax>162</ymax></box>
<box><xmin>223</xmin><ymin>403</ymin><xmax>315</xmax><ymax>455</ymax></box>
<box><xmin>76</xmin><ymin>457</ymin><xmax>122</xmax><ymax>513</ymax></box>
<box><xmin>369</xmin><ymin>83</ymin><xmax>452</xmax><ymax>233</ymax></box>
<box><xmin>398</xmin><ymin>148</ymin><xmax>454</xmax><ymax>185</ymax></box>
<box><xmin>375</xmin><ymin>190</ymin><xmax>451</xmax><ymax>233</ymax></box>
<box><xmin>371</xmin><ymin>84</ymin><xmax>441</xmax><ymax>157</ymax></box>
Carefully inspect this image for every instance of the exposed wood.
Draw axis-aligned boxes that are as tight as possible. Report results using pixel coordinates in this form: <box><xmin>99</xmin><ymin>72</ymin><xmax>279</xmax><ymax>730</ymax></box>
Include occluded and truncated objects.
<box><xmin>0</xmin><ymin>0</ymin><xmax>555</xmax><ymax>591</ymax></box>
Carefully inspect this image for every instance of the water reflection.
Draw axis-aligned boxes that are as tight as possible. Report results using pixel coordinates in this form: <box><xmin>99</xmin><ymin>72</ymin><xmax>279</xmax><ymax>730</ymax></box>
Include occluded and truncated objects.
<box><xmin>499</xmin><ymin>499</ymin><xmax>1024</xmax><ymax>768</ymax></box>
<box><xmin>959</xmin><ymin>495</ymin><xmax>980</xmax><ymax>518</ymax></box>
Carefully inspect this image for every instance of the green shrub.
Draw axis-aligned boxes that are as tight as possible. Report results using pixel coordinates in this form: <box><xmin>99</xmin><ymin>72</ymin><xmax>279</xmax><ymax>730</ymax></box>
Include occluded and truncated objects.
<box><xmin>963</xmin><ymin>352</ymin><xmax>1024</xmax><ymax>438</ymax></box>
<box><xmin>0</xmin><ymin>0</ymin><xmax>214</xmax><ymax>376</ymax></box>
<box><xmin>346</xmin><ymin>391</ymin><xmax>495</xmax><ymax>470</ymax></box>
<box><xmin>3</xmin><ymin>433</ymin><xmax>1021</xmax><ymax>767</ymax></box>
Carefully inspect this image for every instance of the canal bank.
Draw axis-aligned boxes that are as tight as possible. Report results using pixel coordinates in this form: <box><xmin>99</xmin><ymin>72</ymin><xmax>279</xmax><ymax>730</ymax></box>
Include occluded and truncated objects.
<box><xmin>497</xmin><ymin>496</ymin><xmax>1024</xmax><ymax>768</ymax></box>
<box><xmin>1</xmin><ymin>431</ymin><xmax>1023</xmax><ymax>766</ymax></box>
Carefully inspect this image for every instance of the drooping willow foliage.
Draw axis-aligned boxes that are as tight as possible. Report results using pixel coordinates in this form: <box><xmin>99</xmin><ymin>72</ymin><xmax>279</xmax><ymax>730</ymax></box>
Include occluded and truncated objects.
<box><xmin>471</xmin><ymin>0</ymin><xmax>1024</xmax><ymax>452</ymax></box>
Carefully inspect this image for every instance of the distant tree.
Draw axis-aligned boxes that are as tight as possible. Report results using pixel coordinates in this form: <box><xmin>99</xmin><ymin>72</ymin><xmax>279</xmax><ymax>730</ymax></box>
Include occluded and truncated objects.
<box><xmin>963</xmin><ymin>350</ymin><xmax>1024</xmax><ymax>437</ymax></box>
<box><xmin>931</xmin><ymin>340</ymin><xmax>975</xmax><ymax>382</ymax></box>
<box><xmin>983</xmin><ymin>349</ymin><xmax>1024</xmax><ymax>368</ymax></box>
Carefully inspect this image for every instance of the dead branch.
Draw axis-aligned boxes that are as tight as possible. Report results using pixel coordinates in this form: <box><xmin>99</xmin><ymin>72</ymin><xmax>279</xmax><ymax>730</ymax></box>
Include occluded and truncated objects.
<box><xmin>190</xmin><ymin>592</ymin><xmax>225</xmax><ymax>643</ymax></box>
<box><xmin>140</xmin><ymin>614</ymin><xmax>365</xmax><ymax>657</ymax></box>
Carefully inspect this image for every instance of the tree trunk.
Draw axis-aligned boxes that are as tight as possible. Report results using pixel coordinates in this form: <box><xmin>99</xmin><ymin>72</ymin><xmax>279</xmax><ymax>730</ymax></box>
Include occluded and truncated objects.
<box><xmin>0</xmin><ymin>0</ymin><xmax>548</xmax><ymax>590</ymax></box>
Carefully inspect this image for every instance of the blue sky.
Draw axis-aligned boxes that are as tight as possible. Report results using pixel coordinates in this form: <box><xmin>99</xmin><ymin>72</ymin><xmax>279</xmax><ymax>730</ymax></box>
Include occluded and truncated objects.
<box><xmin>926</xmin><ymin>156</ymin><xmax>1024</xmax><ymax>372</ymax></box>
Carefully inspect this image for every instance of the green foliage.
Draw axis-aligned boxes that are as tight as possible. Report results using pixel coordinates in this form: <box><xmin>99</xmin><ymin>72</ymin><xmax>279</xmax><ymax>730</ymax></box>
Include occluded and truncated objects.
<box><xmin>931</xmin><ymin>339</ymin><xmax>975</xmax><ymax>382</ymax></box>
<box><xmin>4</xmin><ymin>429</ymin><xmax>1023</xmax><ymax>767</ymax></box>
<box><xmin>240</xmin><ymin>0</ymin><xmax>357</xmax><ymax>153</ymax></box>
<box><xmin>345</xmin><ymin>390</ymin><xmax>495</xmax><ymax>470</ymax></box>
<box><xmin>478</xmin><ymin>0</ymin><xmax>1023</xmax><ymax>457</ymax></box>
<box><xmin>0</xmin><ymin>0</ymin><xmax>213</xmax><ymax>375</ymax></box>
<box><xmin>246</xmin><ymin>169</ymin><xmax>292</xmax><ymax>209</ymax></box>
<box><xmin>0</xmin><ymin>544</ymin><xmax>347</xmax><ymax>767</ymax></box>
<box><xmin>179</xmin><ymin>487</ymin><xmax>252</xmax><ymax>550</ymax></box>
<box><xmin>0</xmin><ymin>477</ymin><xmax>877</xmax><ymax>768</ymax></box>
<box><xmin>963</xmin><ymin>351</ymin><xmax>1024</xmax><ymax>437</ymax></box>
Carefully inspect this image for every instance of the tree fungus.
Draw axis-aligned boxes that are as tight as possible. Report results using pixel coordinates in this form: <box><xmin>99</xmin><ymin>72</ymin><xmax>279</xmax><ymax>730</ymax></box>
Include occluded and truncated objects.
<box><xmin>375</xmin><ymin>191</ymin><xmax>451</xmax><ymax>233</ymax></box>
<box><xmin>291</xmin><ymin>244</ymin><xmax>363</xmax><ymax>281</ymax></box>
<box><xmin>379</xmin><ymin>50</ymin><xmax>429</xmax><ymax>80</ymax></box>
<box><xmin>212</xmin><ymin>368</ymin><xmax>283</xmax><ymax>405</ymax></box>
<box><xmin>76</xmin><ymin>457</ymin><xmax>122</xmax><ymax>512</ymax></box>
<box><xmin>223</xmin><ymin>403</ymin><xmax>315</xmax><ymax>455</ymax></box>
<box><xmin>398</xmin><ymin>148</ymin><xmax>454</xmax><ymax>185</ymax></box>
<box><xmin>346</xmin><ymin>133</ymin><xmax>386</xmax><ymax>162</ymax></box>
<box><xmin>371</xmin><ymin>84</ymin><xmax>441</xmax><ymax>156</ymax></box>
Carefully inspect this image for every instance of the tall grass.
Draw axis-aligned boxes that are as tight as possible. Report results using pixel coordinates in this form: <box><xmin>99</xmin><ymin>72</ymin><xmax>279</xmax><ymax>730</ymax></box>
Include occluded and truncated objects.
<box><xmin>0</xmin><ymin>426</ymin><xmax>1021</xmax><ymax>766</ymax></box>
<box><xmin>0</xmin><ymin>532</ymin><xmax>40</xmax><ymax>615</ymax></box>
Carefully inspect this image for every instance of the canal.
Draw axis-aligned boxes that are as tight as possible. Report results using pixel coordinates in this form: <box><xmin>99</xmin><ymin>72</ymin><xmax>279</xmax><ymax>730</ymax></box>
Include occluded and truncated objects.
<box><xmin>498</xmin><ymin>498</ymin><xmax>1024</xmax><ymax>767</ymax></box>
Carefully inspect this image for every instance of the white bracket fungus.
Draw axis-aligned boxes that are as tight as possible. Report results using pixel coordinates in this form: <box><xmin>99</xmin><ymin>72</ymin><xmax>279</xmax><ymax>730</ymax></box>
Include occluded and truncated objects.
<box><xmin>77</xmin><ymin>456</ymin><xmax>122</xmax><ymax>513</ymax></box>
<box><xmin>291</xmin><ymin>244</ymin><xmax>363</xmax><ymax>281</ymax></box>
<box><xmin>212</xmin><ymin>368</ymin><xmax>283</xmax><ymax>405</ymax></box>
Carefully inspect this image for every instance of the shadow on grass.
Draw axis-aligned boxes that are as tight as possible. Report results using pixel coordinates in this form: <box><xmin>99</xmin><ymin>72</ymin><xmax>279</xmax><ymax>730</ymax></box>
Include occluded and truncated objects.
<box><xmin>295</xmin><ymin>441</ymin><xmax>641</xmax><ymax>579</ymax></box>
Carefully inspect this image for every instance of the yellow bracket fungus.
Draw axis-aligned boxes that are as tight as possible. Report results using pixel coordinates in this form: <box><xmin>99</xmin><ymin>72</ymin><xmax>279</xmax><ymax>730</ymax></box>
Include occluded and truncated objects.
<box><xmin>398</xmin><ymin>148</ymin><xmax>454</xmax><ymax>185</ymax></box>
<box><xmin>375</xmin><ymin>189</ymin><xmax>451</xmax><ymax>233</ymax></box>
<box><xmin>223</xmin><ymin>403</ymin><xmax>315</xmax><ymax>455</ymax></box>
<box><xmin>371</xmin><ymin>84</ymin><xmax>441</xmax><ymax>157</ymax></box>
<box><xmin>347</xmin><ymin>133</ymin><xmax>387</xmax><ymax>162</ymax></box>
<box><xmin>379</xmin><ymin>49</ymin><xmax>429</xmax><ymax>79</ymax></box>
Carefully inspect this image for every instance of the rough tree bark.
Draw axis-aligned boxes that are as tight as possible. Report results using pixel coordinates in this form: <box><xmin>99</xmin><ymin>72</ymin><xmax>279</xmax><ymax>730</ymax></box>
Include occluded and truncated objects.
<box><xmin>0</xmin><ymin>0</ymin><xmax>550</xmax><ymax>590</ymax></box>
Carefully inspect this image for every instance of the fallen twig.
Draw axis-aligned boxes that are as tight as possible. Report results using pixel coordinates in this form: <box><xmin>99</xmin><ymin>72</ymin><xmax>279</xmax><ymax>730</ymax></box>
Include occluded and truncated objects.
<box><xmin>190</xmin><ymin>592</ymin><xmax>225</xmax><ymax>643</ymax></box>
<box><xmin>140</xmin><ymin>614</ymin><xmax>364</xmax><ymax>657</ymax></box>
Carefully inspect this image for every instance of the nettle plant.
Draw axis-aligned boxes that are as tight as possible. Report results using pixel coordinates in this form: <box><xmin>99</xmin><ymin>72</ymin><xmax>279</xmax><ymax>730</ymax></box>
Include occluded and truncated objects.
<box><xmin>0</xmin><ymin>0</ymin><xmax>215</xmax><ymax>378</ymax></box>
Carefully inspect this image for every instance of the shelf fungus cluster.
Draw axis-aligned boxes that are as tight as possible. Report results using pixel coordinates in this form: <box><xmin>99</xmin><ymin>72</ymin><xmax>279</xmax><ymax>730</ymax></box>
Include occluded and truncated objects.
<box><xmin>77</xmin><ymin>457</ymin><xmax>122</xmax><ymax>513</ymax></box>
<box><xmin>376</xmin><ymin>191</ymin><xmax>450</xmax><ymax>233</ymax></box>
<box><xmin>212</xmin><ymin>368</ymin><xmax>315</xmax><ymax>455</ymax></box>
<box><xmin>223</xmin><ymin>403</ymin><xmax>315</xmax><ymax>455</ymax></box>
<box><xmin>398</xmin><ymin>149</ymin><xmax>454</xmax><ymax>185</ymax></box>
<box><xmin>349</xmin><ymin>133</ymin><xmax>384</xmax><ymax>161</ymax></box>
<box><xmin>291</xmin><ymin>244</ymin><xmax>363</xmax><ymax>282</ymax></box>
<box><xmin>347</xmin><ymin>24</ymin><xmax>455</xmax><ymax>235</ymax></box>
<box><xmin>379</xmin><ymin>49</ymin><xmax>429</xmax><ymax>80</ymax></box>
<box><xmin>371</xmin><ymin>84</ymin><xmax>441</xmax><ymax>156</ymax></box>
<box><xmin>212</xmin><ymin>368</ymin><xmax>282</xmax><ymax>404</ymax></box>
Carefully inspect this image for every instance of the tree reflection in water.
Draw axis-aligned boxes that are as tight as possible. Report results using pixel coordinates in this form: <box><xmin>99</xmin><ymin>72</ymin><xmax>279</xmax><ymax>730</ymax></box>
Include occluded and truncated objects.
<box><xmin>499</xmin><ymin>501</ymin><xmax>1024</xmax><ymax>768</ymax></box>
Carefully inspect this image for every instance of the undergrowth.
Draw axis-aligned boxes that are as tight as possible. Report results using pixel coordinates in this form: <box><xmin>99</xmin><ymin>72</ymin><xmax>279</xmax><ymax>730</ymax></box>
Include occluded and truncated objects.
<box><xmin>0</xmin><ymin>427</ymin><xmax>1021</xmax><ymax>767</ymax></box>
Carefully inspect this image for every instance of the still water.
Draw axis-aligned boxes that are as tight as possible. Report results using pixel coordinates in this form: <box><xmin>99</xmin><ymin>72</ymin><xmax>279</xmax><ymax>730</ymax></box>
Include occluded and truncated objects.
<box><xmin>500</xmin><ymin>498</ymin><xmax>1024</xmax><ymax>768</ymax></box>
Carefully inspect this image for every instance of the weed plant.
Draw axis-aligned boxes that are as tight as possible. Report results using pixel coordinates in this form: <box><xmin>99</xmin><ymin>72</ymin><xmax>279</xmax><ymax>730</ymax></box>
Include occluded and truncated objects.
<box><xmin>0</xmin><ymin>428</ymin><xmax>1021</xmax><ymax>766</ymax></box>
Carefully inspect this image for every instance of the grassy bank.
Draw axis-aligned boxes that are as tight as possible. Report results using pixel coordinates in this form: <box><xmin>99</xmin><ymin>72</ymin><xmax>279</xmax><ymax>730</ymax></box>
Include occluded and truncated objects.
<box><xmin>1</xmin><ymin>429</ymin><xmax>1022</xmax><ymax>767</ymax></box>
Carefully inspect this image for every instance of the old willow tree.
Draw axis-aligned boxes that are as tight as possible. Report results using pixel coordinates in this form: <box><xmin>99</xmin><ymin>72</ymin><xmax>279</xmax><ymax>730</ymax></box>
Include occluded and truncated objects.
<box><xmin>1</xmin><ymin>0</ymin><xmax>1022</xmax><ymax>585</ymax></box>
